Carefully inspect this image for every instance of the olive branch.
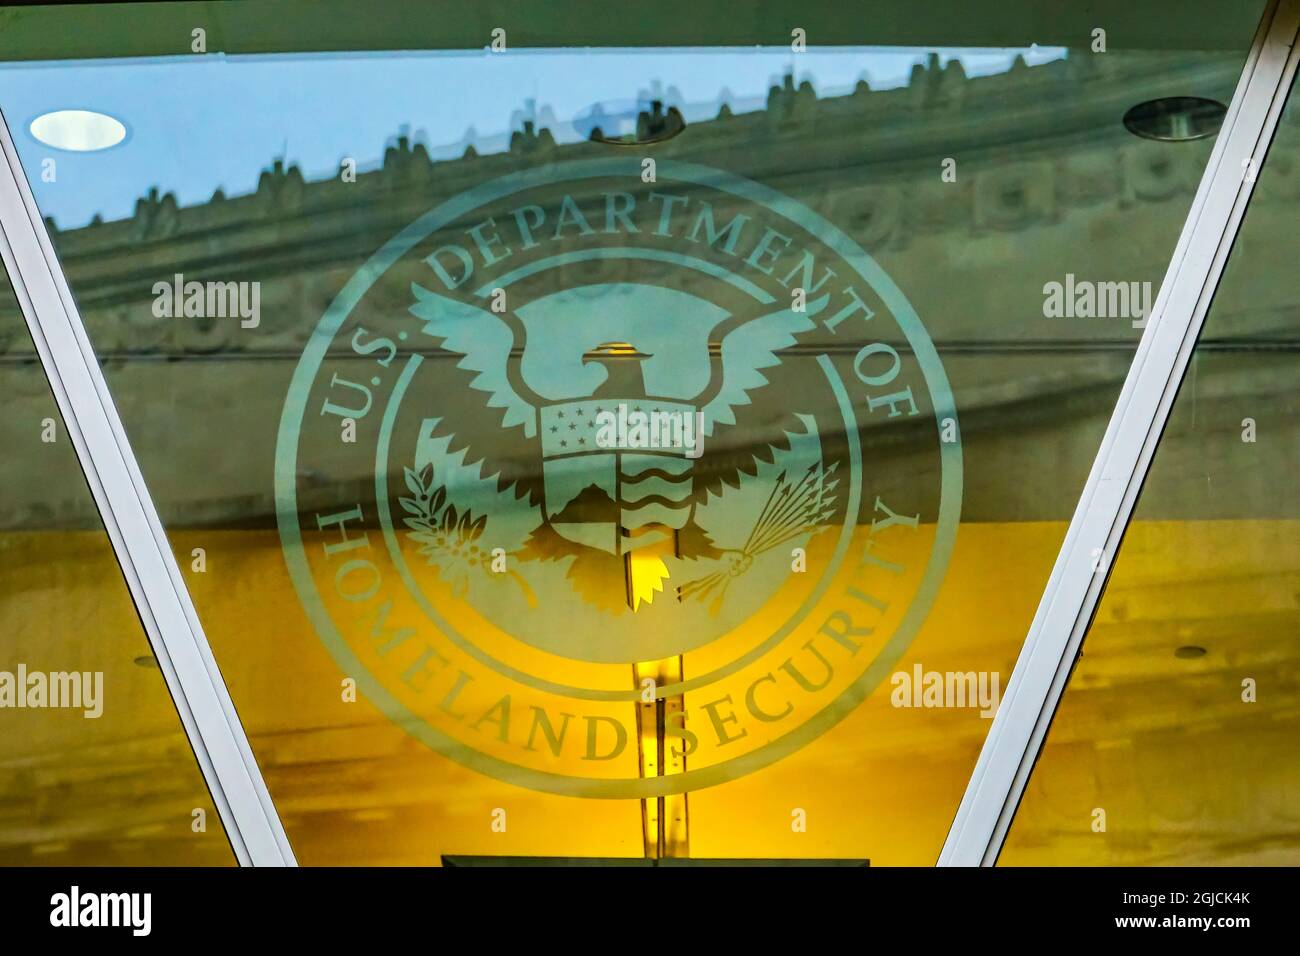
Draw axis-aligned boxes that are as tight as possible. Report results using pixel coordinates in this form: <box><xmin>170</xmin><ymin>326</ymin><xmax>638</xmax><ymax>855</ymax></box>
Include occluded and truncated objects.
<box><xmin>399</xmin><ymin>462</ymin><xmax>488</xmax><ymax>596</ymax></box>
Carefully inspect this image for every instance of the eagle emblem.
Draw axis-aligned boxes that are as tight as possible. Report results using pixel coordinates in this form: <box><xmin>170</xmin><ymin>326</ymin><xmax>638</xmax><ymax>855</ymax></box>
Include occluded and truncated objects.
<box><xmin>403</xmin><ymin>279</ymin><xmax>841</xmax><ymax>616</ymax></box>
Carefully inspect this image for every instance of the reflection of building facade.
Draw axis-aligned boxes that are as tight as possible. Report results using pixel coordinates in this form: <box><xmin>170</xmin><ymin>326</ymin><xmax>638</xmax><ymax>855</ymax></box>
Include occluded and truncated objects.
<box><xmin>1</xmin><ymin>49</ymin><xmax>1297</xmax><ymax>865</ymax></box>
<box><xmin>8</xmin><ymin>51</ymin><xmax>1281</xmax><ymax>525</ymax></box>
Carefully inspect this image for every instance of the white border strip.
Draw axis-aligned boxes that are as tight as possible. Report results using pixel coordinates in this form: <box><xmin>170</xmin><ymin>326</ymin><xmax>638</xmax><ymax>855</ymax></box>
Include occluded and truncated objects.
<box><xmin>0</xmin><ymin>111</ymin><xmax>295</xmax><ymax>866</ymax></box>
<box><xmin>940</xmin><ymin>0</ymin><xmax>1300</xmax><ymax>866</ymax></box>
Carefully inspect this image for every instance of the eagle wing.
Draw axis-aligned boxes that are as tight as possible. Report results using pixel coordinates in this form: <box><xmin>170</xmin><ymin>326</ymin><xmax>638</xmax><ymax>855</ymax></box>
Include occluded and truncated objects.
<box><xmin>408</xmin><ymin>282</ymin><xmax>844</xmax><ymax>512</ymax></box>
<box><xmin>693</xmin><ymin>292</ymin><xmax>844</xmax><ymax>502</ymax></box>
<box><xmin>409</xmin><ymin>283</ymin><xmax>545</xmax><ymax>504</ymax></box>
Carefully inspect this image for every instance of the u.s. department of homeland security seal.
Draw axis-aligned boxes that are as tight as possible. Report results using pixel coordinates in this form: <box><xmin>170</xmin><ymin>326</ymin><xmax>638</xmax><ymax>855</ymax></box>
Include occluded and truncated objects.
<box><xmin>276</xmin><ymin>158</ymin><xmax>961</xmax><ymax>798</ymax></box>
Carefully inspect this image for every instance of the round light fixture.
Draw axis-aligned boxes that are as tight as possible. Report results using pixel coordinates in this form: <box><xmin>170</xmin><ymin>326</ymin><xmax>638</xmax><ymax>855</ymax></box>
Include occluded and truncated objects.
<box><xmin>29</xmin><ymin>109</ymin><xmax>127</xmax><ymax>152</ymax></box>
<box><xmin>1123</xmin><ymin>97</ymin><xmax>1227</xmax><ymax>142</ymax></box>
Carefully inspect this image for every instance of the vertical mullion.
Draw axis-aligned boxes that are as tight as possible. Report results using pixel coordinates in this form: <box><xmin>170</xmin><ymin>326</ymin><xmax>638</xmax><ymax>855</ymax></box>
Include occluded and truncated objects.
<box><xmin>939</xmin><ymin>0</ymin><xmax>1300</xmax><ymax>866</ymax></box>
<box><xmin>0</xmin><ymin>109</ymin><xmax>296</xmax><ymax>866</ymax></box>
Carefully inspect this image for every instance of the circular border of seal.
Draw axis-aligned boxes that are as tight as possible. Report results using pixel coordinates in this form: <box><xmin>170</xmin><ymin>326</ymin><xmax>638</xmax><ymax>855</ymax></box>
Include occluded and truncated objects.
<box><xmin>275</xmin><ymin>158</ymin><xmax>963</xmax><ymax>798</ymax></box>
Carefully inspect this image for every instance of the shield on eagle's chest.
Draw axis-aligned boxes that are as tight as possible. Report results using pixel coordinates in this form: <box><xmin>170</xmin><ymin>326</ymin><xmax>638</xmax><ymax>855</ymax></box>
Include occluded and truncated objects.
<box><xmin>538</xmin><ymin>403</ymin><xmax>620</xmax><ymax>553</ymax></box>
<box><xmin>617</xmin><ymin>451</ymin><xmax>695</xmax><ymax>545</ymax></box>
<box><xmin>537</xmin><ymin>401</ymin><xmax>697</xmax><ymax>555</ymax></box>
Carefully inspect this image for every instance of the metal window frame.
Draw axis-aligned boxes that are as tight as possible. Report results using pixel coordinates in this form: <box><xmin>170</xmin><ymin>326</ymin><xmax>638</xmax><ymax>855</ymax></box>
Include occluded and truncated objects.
<box><xmin>939</xmin><ymin>0</ymin><xmax>1300</xmax><ymax>866</ymax></box>
<box><xmin>0</xmin><ymin>3</ymin><xmax>1292</xmax><ymax>870</ymax></box>
<box><xmin>0</xmin><ymin>112</ymin><xmax>296</xmax><ymax>867</ymax></box>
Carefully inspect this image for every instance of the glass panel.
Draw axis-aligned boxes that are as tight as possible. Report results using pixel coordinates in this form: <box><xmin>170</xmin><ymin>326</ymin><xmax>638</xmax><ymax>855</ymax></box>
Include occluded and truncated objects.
<box><xmin>1003</xmin><ymin>76</ymin><xmax>1300</xmax><ymax>866</ymax></box>
<box><xmin>0</xmin><ymin>268</ymin><xmax>232</xmax><ymax>865</ymax></box>
<box><xmin>0</xmin><ymin>5</ymin><xmax>1265</xmax><ymax>864</ymax></box>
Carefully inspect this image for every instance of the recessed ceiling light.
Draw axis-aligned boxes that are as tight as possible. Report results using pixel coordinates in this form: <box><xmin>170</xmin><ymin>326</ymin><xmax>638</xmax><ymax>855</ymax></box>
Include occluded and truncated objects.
<box><xmin>29</xmin><ymin>109</ymin><xmax>127</xmax><ymax>152</ymax></box>
<box><xmin>1123</xmin><ymin>97</ymin><xmax>1227</xmax><ymax>142</ymax></box>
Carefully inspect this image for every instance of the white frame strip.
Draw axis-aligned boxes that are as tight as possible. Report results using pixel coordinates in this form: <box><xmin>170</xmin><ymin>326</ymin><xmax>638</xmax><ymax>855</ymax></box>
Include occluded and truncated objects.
<box><xmin>0</xmin><ymin>111</ymin><xmax>296</xmax><ymax>866</ymax></box>
<box><xmin>940</xmin><ymin>0</ymin><xmax>1300</xmax><ymax>866</ymax></box>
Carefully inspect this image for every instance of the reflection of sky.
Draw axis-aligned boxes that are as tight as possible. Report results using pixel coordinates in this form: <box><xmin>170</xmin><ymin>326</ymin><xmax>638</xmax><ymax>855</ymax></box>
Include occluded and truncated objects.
<box><xmin>0</xmin><ymin>45</ymin><xmax>1065</xmax><ymax>229</ymax></box>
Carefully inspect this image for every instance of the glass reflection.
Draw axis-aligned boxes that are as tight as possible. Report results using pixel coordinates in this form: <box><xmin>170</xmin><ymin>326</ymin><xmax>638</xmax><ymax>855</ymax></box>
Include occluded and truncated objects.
<box><xmin>0</xmin><ymin>270</ymin><xmax>231</xmax><ymax>866</ymax></box>
<box><xmin>1003</xmin><ymin>78</ymin><xmax>1300</xmax><ymax>866</ymax></box>
<box><xmin>0</xmin><ymin>23</ymin><xmax>1265</xmax><ymax>863</ymax></box>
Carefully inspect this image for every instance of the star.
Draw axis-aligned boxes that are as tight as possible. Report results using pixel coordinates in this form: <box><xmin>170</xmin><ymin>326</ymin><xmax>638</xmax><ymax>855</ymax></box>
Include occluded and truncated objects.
<box><xmin>550</xmin><ymin>425</ymin><xmax>558</xmax><ymax>433</ymax></box>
